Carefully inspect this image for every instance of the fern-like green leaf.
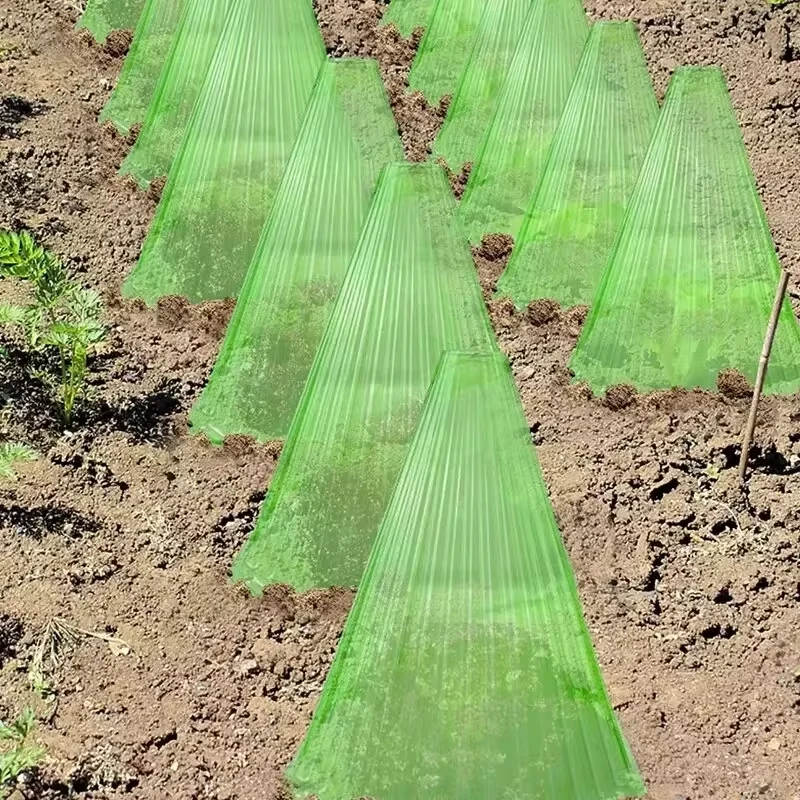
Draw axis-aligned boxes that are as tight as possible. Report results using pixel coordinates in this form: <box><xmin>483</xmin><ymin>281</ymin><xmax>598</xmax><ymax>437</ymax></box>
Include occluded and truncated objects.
<box><xmin>0</xmin><ymin>303</ymin><xmax>26</xmax><ymax>327</ymax></box>
<box><xmin>0</xmin><ymin>231</ymin><xmax>43</xmax><ymax>278</ymax></box>
<box><xmin>0</xmin><ymin>707</ymin><xmax>45</xmax><ymax>792</ymax></box>
<box><xmin>0</xmin><ymin>442</ymin><xmax>38</xmax><ymax>480</ymax></box>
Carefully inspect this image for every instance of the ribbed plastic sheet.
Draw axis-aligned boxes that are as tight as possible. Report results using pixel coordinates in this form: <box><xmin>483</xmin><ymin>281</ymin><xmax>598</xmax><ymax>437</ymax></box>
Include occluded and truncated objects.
<box><xmin>459</xmin><ymin>0</ymin><xmax>589</xmax><ymax>244</ymax></box>
<box><xmin>99</xmin><ymin>0</ymin><xmax>187</xmax><ymax>135</ymax></box>
<box><xmin>122</xmin><ymin>0</ymin><xmax>325</xmax><ymax>304</ymax></box>
<box><xmin>379</xmin><ymin>0</ymin><xmax>438</xmax><ymax>37</ymax></box>
<box><xmin>571</xmin><ymin>66</ymin><xmax>800</xmax><ymax>394</ymax></box>
<box><xmin>232</xmin><ymin>163</ymin><xmax>495</xmax><ymax>593</ymax></box>
<box><xmin>497</xmin><ymin>21</ymin><xmax>658</xmax><ymax>305</ymax></box>
<box><xmin>190</xmin><ymin>58</ymin><xmax>403</xmax><ymax>442</ymax></box>
<box><xmin>407</xmin><ymin>0</ymin><xmax>484</xmax><ymax>103</ymax></box>
<box><xmin>288</xmin><ymin>350</ymin><xmax>646</xmax><ymax>800</ymax></box>
<box><xmin>432</xmin><ymin>0</ymin><xmax>534</xmax><ymax>171</ymax></box>
<box><xmin>118</xmin><ymin>0</ymin><xmax>233</xmax><ymax>188</ymax></box>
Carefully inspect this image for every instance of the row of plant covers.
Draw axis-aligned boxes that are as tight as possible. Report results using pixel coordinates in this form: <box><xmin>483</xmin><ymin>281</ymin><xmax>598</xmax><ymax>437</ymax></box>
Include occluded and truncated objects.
<box><xmin>383</xmin><ymin>0</ymin><xmax>800</xmax><ymax>394</ymax></box>
<box><xmin>78</xmin><ymin>0</ymin><xmax>800</xmax><ymax>793</ymax></box>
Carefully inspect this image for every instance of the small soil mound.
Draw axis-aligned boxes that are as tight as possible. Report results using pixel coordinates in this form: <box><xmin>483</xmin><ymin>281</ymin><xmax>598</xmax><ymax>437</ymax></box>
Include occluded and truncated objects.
<box><xmin>717</xmin><ymin>368</ymin><xmax>753</xmax><ymax>399</ymax></box>
<box><xmin>222</xmin><ymin>434</ymin><xmax>259</xmax><ymax>457</ymax></box>
<box><xmin>195</xmin><ymin>297</ymin><xmax>236</xmax><ymax>339</ymax></box>
<box><xmin>103</xmin><ymin>29</ymin><xmax>133</xmax><ymax>58</ymax></box>
<box><xmin>527</xmin><ymin>298</ymin><xmax>560</xmax><ymax>326</ymax></box>
<box><xmin>477</xmin><ymin>233</ymin><xmax>514</xmax><ymax>262</ymax></box>
<box><xmin>155</xmin><ymin>295</ymin><xmax>191</xmax><ymax>329</ymax></box>
<box><xmin>147</xmin><ymin>175</ymin><xmax>167</xmax><ymax>203</ymax></box>
<box><xmin>487</xmin><ymin>296</ymin><xmax>518</xmax><ymax>329</ymax></box>
<box><xmin>603</xmin><ymin>383</ymin><xmax>638</xmax><ymax>410</ymax></box>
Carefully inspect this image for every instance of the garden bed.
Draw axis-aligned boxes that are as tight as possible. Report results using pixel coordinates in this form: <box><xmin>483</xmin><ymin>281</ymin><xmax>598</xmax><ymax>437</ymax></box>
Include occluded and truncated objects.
<box><xmin>1</xmin><ymin>0</ymin><xmax>799</xmax><ymax>797</ymax></box>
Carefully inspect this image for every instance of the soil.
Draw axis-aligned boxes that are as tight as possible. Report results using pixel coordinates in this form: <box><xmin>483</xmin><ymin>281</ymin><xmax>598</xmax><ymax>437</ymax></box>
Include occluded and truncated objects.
<box><xmin>0</xmin><ymin>0</ymin><xmax>799</xmax><ymax>799</ymax></box>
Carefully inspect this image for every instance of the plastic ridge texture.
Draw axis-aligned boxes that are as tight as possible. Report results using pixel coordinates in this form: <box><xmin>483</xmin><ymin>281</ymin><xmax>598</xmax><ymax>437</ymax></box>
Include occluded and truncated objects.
<box><xmin>497</xmin><ymin>21</ymin><xmax>658</xmax><ymax>305</ymax></box>
<box><xmin>288</xmin><ymin>350</ymin><xmax>646</xmax><ymax>800</ymax></box>
<box><xmin>231</xmin><ymin>163</ymin><xmax>496</xmax><ymax>593</ymax></box>
<box><xmin>76</xmin><ymin>0</ymin><xmax>145</xmax><ymax>43</ymax></box>
<box><xmin>406</xmin><ymin>0</ymin><xmax>484</xmax><ymax>104</ymax></box>
<box><xmin>459</xmin><ymin>0</ymin><xmax>589</xmax><ymax>244</ymax></box>
<box><xmin>379</xmin><ymin>0</ymin><xmax>438</xmax><ymax>38</ymax></box>
<box><xmin>122</xmin><ymin>0</ymin><xmax>326</xmax><ymax>305</ymax></box>
<box><xmin>99</xmin><ymin>0</ymin><xmax>187</xmax><ymax>135</ymax></box>
<box><xmin>432</xmin><ymin>0</ymin><xmax>534</xmax><ymax>171</ymax></box>
<box><xmin>189</xmin><ymin>58</ymin><xmax>404</xmax><ymax>443</ymax></box>
<box><xmin>571</xmin><ymin>66</ymin><xmax>800</xmax><ymax>394</ymax></box>
<box><xmin>118</xmin><ymin>0</ymin><xmax>233</xmax><ymax>188</ymax></box>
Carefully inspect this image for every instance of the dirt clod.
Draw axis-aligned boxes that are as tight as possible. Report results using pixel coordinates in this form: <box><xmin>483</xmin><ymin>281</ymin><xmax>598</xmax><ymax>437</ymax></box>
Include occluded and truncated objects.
<box><xmin>717</xmin><ymin>367</ymin><xmax>753</xmax><ymax>399</ymax></box>
<box><xmin>477</xmin><ymin>233</ymin><xmax>515</xmax><ymax>262</ymax></box>
<box><xmin>527</xmin><ymin>298</ymin><xmax>560</xmax><ymax>326</ymax></box>
<box><xmin>103</xmin><ymin>29</ymin><xmax>133</xmax><ymax>58</ymax></box>
<box><xmin>603</xmin><ymin>383</ymin><xmax>638</xmax><ymax>410</ymax></box>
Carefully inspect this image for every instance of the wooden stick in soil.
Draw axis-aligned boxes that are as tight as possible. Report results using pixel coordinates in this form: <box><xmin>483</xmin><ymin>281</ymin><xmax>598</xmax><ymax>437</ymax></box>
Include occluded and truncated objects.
<box><xmin>738</xmin><ymin>269</ymin><xmax>790</xmax><ymax>484</ymax></box>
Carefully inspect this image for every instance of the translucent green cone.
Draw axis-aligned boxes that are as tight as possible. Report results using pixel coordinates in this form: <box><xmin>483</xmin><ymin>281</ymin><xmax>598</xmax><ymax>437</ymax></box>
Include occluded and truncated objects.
<box><xmin>232</xmin><ymin>164</ymin><xmax>495</xmax><ymax>593</ymax></box>
<box><xmin>407</xmin><ymin>0</ymin><xmax>484</xmax><ymax>103</ymax></box>
<box><xmin>288</xmin><ymin>350</ymin><xmax>646</xmax><ymax>800</ymax></box>
<box><xmin>122</xmin><ymin>0</ymin><xmax>326</xmax><ymax>305</ymax></box>
<box><xmin>98</xmin><ymin>0</ymin><xmax>187</xmax><ymax>135</ymax></box>
<box><xmin>380</xmin><ymin>0</ymin><xmax>437</xmax><ymax>37</ymax></box>
<box><xmin>497</xmin><ymin>22</ymin><xmax>658</xmax><ymax>305</ymax></box>
<box><xmin>76</xmin><ymin>0</ymin><xmax>145</xmax><ymax>42</ymax></box>
<box><xmin>189</xmin><ymin>59</ymin><xmax>404</xmax><ymax>443</ymax></box>
<box><xmin>572</xmin><ymin>67</ymin><xmax>800</xmax><ymax>394</ymax></box>
<box><xmin>432</xmin><ymin>0</ymin><xmax>534</xmax><ymax>171</ymax></box>
<box><xmin>118</xmin><ymin>0</ymin><xmax>232</xmax><ymax>188</ymax></box>
<box><xmin>459</xmin><ymin>0</ymin><xmax>589</xmax><ymax>244</ymax></box>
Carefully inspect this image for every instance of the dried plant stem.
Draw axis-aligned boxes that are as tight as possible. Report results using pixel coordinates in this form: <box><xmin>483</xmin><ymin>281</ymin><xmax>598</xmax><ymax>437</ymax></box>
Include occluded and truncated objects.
<box><xmin>738</xmin><ymin>269</ymin><xmax>790</xmax><ymax>483</ymax></box>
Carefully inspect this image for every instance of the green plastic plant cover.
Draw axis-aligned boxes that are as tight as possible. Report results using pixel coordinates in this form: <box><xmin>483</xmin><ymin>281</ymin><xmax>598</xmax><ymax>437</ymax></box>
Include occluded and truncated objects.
<box><xmin>432</xmin><ymin>0</ymin><xmax>534</xmax><ymax>171</ymax></box>
<box><xmin>232</xmin><ymin>163</ymin><xmax>496</xmax><ymax>593</ymax></box>
<box><xmin>379</xmin><ymin>0</ymin><xmax>437</xmax><ymax>37</ymax></box>
<box><xmin>496</xmin><ymin>21</ymin><xmax>658</xmax><ymax>305</ymax></box>
<box><xmin>288</xmin><ymin>350</ymin><xmax>646</xmax><ymax>800</ymax></box>
<box><xmin>118</xmin><ymin>0</ymin><xmax>232</xmax><ymax>188</ymax></box>
<box><xmin>458</xmin><ymin>0</ymin><xmax>589</xmax><ymax>245</ymax></box>
<box><xmin>122</xmin><ymin>0</ymin><xmax>326</xmax><ymax>305</ymax></box>
<box><xmin>76</xmin><ymin>0</ymin><xmax>145</xmax><ymax>42</ymax></box>
<box><xmin>98</xmin><ymin>0</ymin><xmax>187</xmax><ymax>135</ymax></box>
<box><xmin>189</xmin><ymin>59</ymin><xmax>404</xmax><ymax>443</ymax></box>
<box><xmin>406</xmin><ymin>0</ymin><xmax>483</xmax><ymax>103</ymax></box>
<box><xmin>571</xmin><ymin>67</ymin><xmax>800</xmax><ymax>394</ymax></box>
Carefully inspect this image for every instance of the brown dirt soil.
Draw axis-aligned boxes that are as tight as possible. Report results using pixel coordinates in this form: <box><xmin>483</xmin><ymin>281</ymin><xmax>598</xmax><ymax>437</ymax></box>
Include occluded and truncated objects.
<box><xmin>0</xmin><ymin>0</ymin><xmax>799</xmax><ymax>799</ymax></box>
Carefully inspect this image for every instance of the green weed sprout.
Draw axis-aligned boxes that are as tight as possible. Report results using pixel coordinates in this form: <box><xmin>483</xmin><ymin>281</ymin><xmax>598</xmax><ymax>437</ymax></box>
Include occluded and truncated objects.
<box><xmin>0</xmin><ymin>708</ymin><xmax>45</xmax><ymax>798</ymax></box>
<box><xmin>0</xmin><ymin>442</ymin><xmax>37</xmax><ymax>480</ymax></box>
<box><xmin>0</xmin><ymin>231</ymin><xmax>106</xmax><ymax>425</ymax></box>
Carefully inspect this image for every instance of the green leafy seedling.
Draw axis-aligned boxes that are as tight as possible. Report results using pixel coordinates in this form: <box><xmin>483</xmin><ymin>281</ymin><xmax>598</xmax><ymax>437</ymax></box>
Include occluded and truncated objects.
<box><xmin>0</xmin><ymin>708</ymin><xmax>46</xmax><ymax>797</ymax></box>
<box><xmin>0</xmin><ymin>230</ymin><xmax>106</xmax><ymax>426</ymax></box>
<box><xmin>703</xmin><ymin>463</ymin><xmax>721</xmax><ymax>481</ymax></box>
<box><xmin>0</xmin><ymin>442</ymin><xmax>37</xmax><ymax>480</ymax></box>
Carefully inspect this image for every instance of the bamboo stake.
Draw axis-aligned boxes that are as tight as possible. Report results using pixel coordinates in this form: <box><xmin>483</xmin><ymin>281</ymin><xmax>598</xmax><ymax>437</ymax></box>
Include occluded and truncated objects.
<box><xmin>738</xmin><ymin>269</ymin><xmax>790</xmax><ymax>484</ymax></box>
